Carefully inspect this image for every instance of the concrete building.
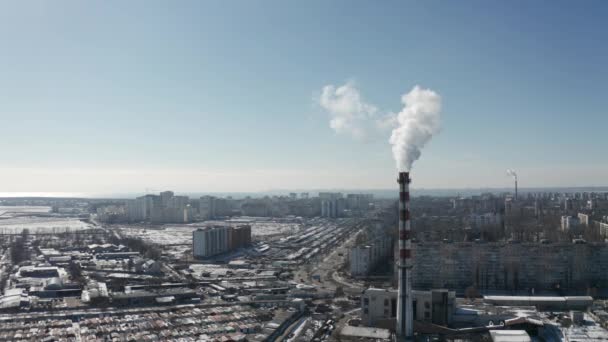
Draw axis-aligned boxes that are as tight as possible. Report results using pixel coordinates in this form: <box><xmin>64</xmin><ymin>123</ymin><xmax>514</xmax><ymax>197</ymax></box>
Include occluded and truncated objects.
<box><xmin>241</xmin><ymin>200</ymin><xmax>270</xmax><ymax>217</ymax></box>
<box><xmin>96</xmin><ymin>205</ymin><xmax>127</xmax><ymax>223</ymax></box>
<box><xmin>170</xmin><ymin>195</ymin><xmax>189</xmax><ymax>210</ymax></box>
<box><xmin>321</xmin><ymin>199</ymin><xmax>345</xmax><ymax>218</ymax></box>
<box><xmin>350</xmin><ymin>246</ymin><xmax>373</xmax><ymax>277</ymax></box>
<box><xmin>126</xmin><ymin>198</ymin><xmax>147</xmax><ymax>222</ymax></box>
<box><xmin>361</xmin><ymin>288</ymin><xmax>455</xmax><ymax>329</ymax></box>
<box><xmin>126</xmin><ymin>192</ymin><xmax>189</xmax><ymax>223</ymax></box>
<box><xmin>534</xmin><ymin>199</ymin><xmax>543</xmax><ymax>219</ymax></box>
<box><xmin>142</xmin><ymin>260</ymin><xmax>162</xmax><ymax>274</ymax></box>
<box><xmin>164</xmin><ymin>207</ymin><xmax>189</xmax><ymax>223</ymax></box>
<box><xmin>578</xmin><ymin>213</ymin><xmax>590</xmax><ymax>226</ymax></box>
<box><xmin>321</xmin><ymin>199</ymin><xmax>335</xmax><ymax>218</ymax></box>
<box><xmin>320</xmin><ymin>192</ymin><xmax>344</xmax><ymax>218</ymax></box>
<box><xmin>229</xmin><ymin>225</ymin><xmax>252</xmax><ymax>250</ymax></box>
<box><xmin>160</xmin><ymin>191</ymin><xmax>174</xmax><ymax>207</ymax></box>
<box><xmin>599</xmin><ymin>221</ymin><xmax>608</xmax><ymax>238</ymax></box>
<box><xmin>141</xmin><ymin>194</ymin><xmax>161</xmax><ymax>220</ymax></box>
<box><xmin>199</xmin><ymin>196</ymin><xmax>217</xmax><ymax>220</ymax></box>
<box><xmin>411</xmin><ymin>242</ymin><xmax>608</xmax><ymax>294</ymax></box>
<box><xmin>346</xmin><ymin>193</ymin><xmax>374</xmax><ymax>210</ymax></box>
<box><xmin>468</xmin><ymin>212</ymin><xmax>503</xmax><ymax>227</ymax></box>
<box><xmin>193</xmin><ymin>226</ymin><xmax>230</xmax><ymax>258</ymax></box>
<box><xmin>505</xmin><ymin>198</ymin><xmax>522</xmax><ymax>217</ymax></box>
<box><xmin>192</xmin><ymin>225</ymin><xmax>250</xmax><ymax>258</ymax></box>
<box><xmin>563</xmin><ymin>198</ymin><xmax>573</xmax><ymax>211</ymax></box>
<box><xmin>319</xmin><ymin>192</ymin><xmax>343</xmax><ymax>200</ymax></box>
<box><xmin>561</xmin><ymin>215</ymin><xmax>580</xmax><ymax>231</ymax></box>
<box><xmin>350</xmin><ymin>232</ymin><xmax>392</xmax><ymax>277</ymax></box>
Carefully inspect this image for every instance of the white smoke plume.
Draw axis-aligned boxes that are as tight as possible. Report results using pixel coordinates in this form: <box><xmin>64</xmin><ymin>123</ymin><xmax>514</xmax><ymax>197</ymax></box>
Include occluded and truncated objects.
<box><xmin>389</xmin><ymin>86</ymin><xmax>442</xmax><ymax>171</ymax></box>
<box><xmin>318</xmin><ymin>82</ymin><xmax>442</xmax><ymax>171</ymax></box>
<box><xmin>319</xmin><ymin>81</ymin><xmax>379</xmax><ymax>140</ymax></box>
<box><xmin>506</xmin><ymin>168</ymin><xmax>518</xmax><ymax>180</ymax></box>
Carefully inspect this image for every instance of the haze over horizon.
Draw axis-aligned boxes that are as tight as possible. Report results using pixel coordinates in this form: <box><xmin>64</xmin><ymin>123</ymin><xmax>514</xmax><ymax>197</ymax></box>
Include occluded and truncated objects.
<box><xmin>1</xmin><ymin>1</ymin><xmax>607</xmax><ymax>193</ymax></box>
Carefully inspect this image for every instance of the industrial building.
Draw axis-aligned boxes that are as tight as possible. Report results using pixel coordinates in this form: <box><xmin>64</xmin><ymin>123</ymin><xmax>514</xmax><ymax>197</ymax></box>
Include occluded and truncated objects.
<box><xmin>361</xmin><ymin>288</ymin><xmax>456</xmax><ymax>329</ymax></box>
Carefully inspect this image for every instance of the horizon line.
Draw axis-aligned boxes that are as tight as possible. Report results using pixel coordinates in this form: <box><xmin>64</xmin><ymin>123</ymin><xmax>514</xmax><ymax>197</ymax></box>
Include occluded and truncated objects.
<box><xmin>0</xmin><ymin>185</ymin><xmax>607</xmax><ymax>200</ymax></box>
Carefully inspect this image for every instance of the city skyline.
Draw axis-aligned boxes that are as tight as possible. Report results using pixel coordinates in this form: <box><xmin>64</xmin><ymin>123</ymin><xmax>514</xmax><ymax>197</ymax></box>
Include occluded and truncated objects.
<box><xmin>1</xmin><ymin>1</ymin><xmax>607</xmax><ymax>192</ymax></box>
<box><xmin>2</xmin><ymin>3</ymin><xmax>608</xmax><ymax>341</ymax></box>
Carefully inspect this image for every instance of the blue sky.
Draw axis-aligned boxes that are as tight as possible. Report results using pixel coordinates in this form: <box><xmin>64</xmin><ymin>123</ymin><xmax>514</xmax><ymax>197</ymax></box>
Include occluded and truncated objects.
<box><xmin>0</xmin><ymin>1</ymin><xmax>606</xmax><ymax>193</ymax></box>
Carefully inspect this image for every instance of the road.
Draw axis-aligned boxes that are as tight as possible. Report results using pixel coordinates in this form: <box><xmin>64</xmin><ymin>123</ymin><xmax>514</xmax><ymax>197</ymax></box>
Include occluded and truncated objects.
<box><xmin>294</xmin><ymin>223</ymin><xmax>366</xmax><ymax>293</ymax></box>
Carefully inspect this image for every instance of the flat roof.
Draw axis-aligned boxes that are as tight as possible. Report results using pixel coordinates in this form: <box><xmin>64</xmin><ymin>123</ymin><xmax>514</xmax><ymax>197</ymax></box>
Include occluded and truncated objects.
<box><xmin>0</xmin><ymin>296</ymin><xmax>22</xmax><ymax>310</ymax></box>
<box><xmin>340</xmin><ymin>326</ymin><xmax>391</xmax><ymax>339</ymax></box>
<box><xmin>490</xmin><ymin>330</ymin><xmax>531</xmax><ymax>342</ymax></box>
<box><xmin>484</xmin><ymin>295</ymin><xmax>593</xmax><ymax>302</ymax></box>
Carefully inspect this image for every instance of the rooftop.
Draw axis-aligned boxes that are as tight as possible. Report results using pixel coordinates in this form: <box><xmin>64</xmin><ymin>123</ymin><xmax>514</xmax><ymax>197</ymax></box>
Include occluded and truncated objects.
<box><xmin>489</xmin><ymin>330</ymin><xmax>531</xmax><ymax>342</ymax></box>
<box><xmin>340</xmin><ymin>326</ymin><xmax>391</xmax><ymax>340</ymax></box>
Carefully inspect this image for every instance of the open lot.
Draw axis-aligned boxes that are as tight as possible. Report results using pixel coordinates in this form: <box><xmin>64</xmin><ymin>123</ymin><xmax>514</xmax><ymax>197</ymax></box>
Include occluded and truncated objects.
<box><xmin>0</xmin><ymin>206</ymin><xmax>91</xmax><ymax>233</ymax></box>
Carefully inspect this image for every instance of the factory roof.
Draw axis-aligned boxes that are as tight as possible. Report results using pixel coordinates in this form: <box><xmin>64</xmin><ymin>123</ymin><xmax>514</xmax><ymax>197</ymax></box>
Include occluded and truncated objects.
<box><xmin>155</xmin><ymin>296</ymin><xmax>175</xmax><ymax>304</ymax></box>
<box><xmin>484</xmin><ymin>295</ymin><xmax>593</xmax><ymax>309</ymax></box>
<box><xmin>0</xmin><ymin>288</ymin><xmax>29</xmax><ymax>311</ymax></box>
<box><xmin>489</xmin><ymin>330</ymin><xmax>531</xmax><ymax>342</ymax></box>
<box><xmin>364</xmin><ymin>287</ymin><xmax>394</xmax><ymax>294</ymax></box>
<box><xmin>45</xmin><ymin>277</ymin><xmax>63</xmax><ymax>290</ymax></box>
<box><xmin>504</xmin><ymin>316</ymin><xmax>544</xmax><ymax>327</ymax></box>
<box><xmin>38</xmin><ymin>248</ymin><xmax>62</xmax><ymax>257</ymax></box>
<box><xmin>340</xmin><ymin>326</ymin><xmax>391</xmax><ymax>340</ymax></box>
<box><xmin>484</xmin><ymin>295</ymin><xmax>593</xmax><ymax>302</ymax></box>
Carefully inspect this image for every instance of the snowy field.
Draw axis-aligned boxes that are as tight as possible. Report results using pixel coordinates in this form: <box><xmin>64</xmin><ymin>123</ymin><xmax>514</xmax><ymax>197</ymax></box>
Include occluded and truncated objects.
<box><xmin>207</xmin><ymin>219</ymin><xmax>302</xmax><ymax>237</ymax></box>
<box><xmin>250</xmin><ymin>221</ymin><xmax>301</xmax><ymax>236</ymax></box>
<box><xmin>0</xmin><ymin>206</ymin><xmax>92</xmax><ymax>233</ymax></box>
<box><xmin>0</xmin><ymin>206</ymin><xmax>51</xmax><ymax>217</ymax></box>
<box><xmin>118</xmin><ymin>220</ymin><xmax>303</xmax><ymax>245</ymax></box>
<box><xmin>118</xmin><ymin>226</ymin><xmax>197</xmax><ymax>245</ymax></box>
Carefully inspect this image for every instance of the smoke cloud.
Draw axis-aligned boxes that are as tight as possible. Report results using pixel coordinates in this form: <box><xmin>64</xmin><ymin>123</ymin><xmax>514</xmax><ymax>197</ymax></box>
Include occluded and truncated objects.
<box><xmin>318</xmin><ymin>82</ymin><xmax>442</xmax><ymax>171</ymax></box>
<box><xmin>389</xmin><ymin>86</ymin><xmax>442</xmax><ymax>171</ymax></box>
<box><xmin>506</xmin><ymin>168</ymin><xmax>518</xmax><ymax>180</ymax></box>
<box><xmin>319</xmin><ymin>81</ymin><xmax>379</xmax><ymax>140</ymax></box>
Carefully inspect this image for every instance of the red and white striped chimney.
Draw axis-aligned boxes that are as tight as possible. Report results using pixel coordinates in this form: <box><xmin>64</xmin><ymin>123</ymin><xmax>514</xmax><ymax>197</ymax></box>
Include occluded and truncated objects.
<box><xmin>397</xmin><ymin>172</ymin><xmax>413</xmax><ymax>340</ymax></box>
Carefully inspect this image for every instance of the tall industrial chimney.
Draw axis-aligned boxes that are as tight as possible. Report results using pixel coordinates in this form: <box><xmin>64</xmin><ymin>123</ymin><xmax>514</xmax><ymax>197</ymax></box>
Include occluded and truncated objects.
<box><xmin>397</xmin><ymin>172</ymin><xmax>413</xmax><ymax>340</ymax></box>
<box><xmin>515</xmin><ymin>179</ymin><xmax>518</xmax><ymax>201</ymax></box>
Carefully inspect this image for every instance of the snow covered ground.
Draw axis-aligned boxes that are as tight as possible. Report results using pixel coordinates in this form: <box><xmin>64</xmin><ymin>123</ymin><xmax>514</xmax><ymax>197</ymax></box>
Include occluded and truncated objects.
<box><xmin>0</xmin><ymin>206</ymin><xmax>91</xmax><ymax>233</ymax></box>
<box><xmin>0</xmin><ymin>206</ymin><xmax>51</xmax><ymax>217</ymax></box>
<box><xmin>118</xmin><ymin>220</ymin><xmax>303</xmax><ymax>245</ymax></box>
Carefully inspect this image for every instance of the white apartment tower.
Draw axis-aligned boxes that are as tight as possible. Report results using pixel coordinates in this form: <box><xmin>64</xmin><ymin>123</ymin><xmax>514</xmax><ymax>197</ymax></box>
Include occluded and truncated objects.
<box><xmin>193</xmin><ymin>226</ymin><xmax>230</xmax><ymax>258</ymax></box>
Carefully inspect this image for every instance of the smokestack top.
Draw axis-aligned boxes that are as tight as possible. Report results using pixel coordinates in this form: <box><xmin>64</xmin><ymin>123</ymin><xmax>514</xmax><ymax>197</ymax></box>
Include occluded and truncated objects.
<box><xmin>398</xmin><ymin>172</ymin><xmax>411</xmax><ymax>185</ymax></box>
